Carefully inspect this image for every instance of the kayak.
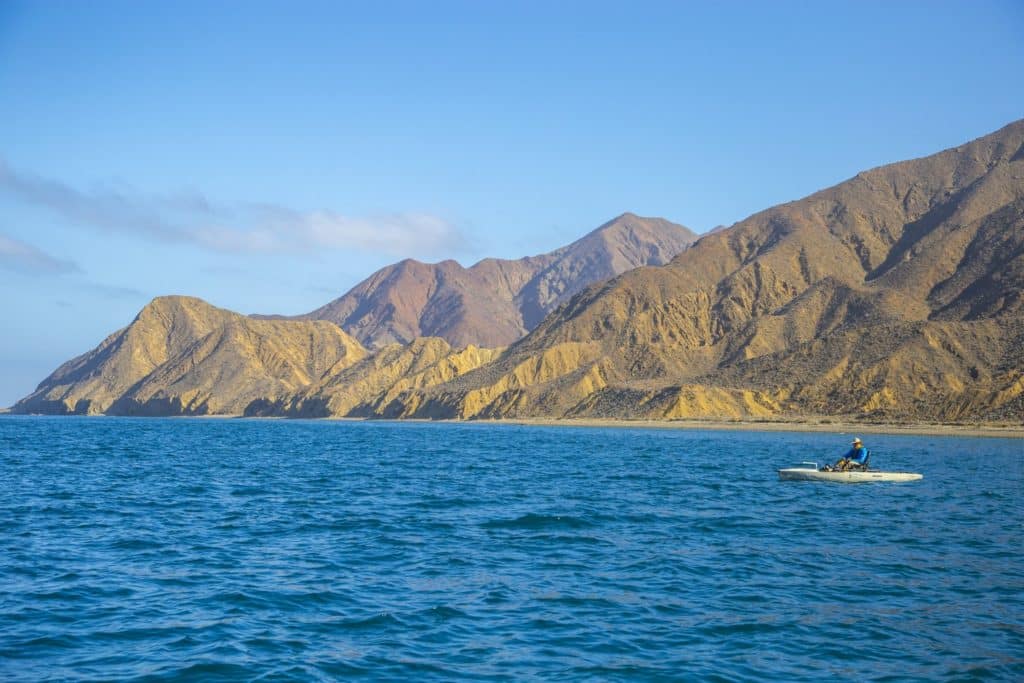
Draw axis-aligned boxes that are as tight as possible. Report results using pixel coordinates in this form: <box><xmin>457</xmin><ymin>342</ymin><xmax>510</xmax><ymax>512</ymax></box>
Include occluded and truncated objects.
<box><xmin>778</xmin><ymin>462</ymin><xmax>922</xmax><ymax>483</ymax></box>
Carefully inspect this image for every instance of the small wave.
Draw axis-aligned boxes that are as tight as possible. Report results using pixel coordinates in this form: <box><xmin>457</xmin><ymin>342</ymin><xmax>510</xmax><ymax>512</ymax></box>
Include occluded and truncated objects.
<box><xmin>3</xmin><ymin>633</ymin><xmax>79</xmax><ymax>655</ymax></box>
<box><xmin>531</xmin><ymin>532</ymin><xmax>611</xmax><ymax>546</ymax></box>
<box><xmin>110</xmin><ymin>537</ymin><xmax>165</xmax><ymax>551</ymax></box>
<box><xmin>408</xmin><ymin>495</ymin><xmax>483</xmax><ymax>510</ymax></box>
<box><xmin>28</xmin><ymin>588</ymin><xmax>90</xmax><ymax>603</ymax></box>
<box><xmin>313</xmin><ymin>661</ymin><xmax>374</xmax><ymax>676</ymax></box>
<box><xmin>417</xmin><ymin>604</ymin><xmax>469</xmax><ymax>621</ymax></box>
<box><xmin>481</xmin><ymin>513</ymin><xmax>594</xmax><ymax>530</ymax></box>
<box><xmin>208</xmin><ymin>590</ymin><xmax>278</xmax><ymax>611</ymax></box>
<box><xmin>239</xmin><ymin>636</ymin><xmax>308</xmax><ymax>657</ymax></box>
<box><xmin>536</xmin><ymin>593</ymin><xmax>620</xmax><ymax>609</ymax></box>
<box><xmin>334</xmin><ymin>612</ymin><xmax>405</xmax><ymax>631</ymax></box>
<box><xmin>229</xmin><ymin>486</ymin><xmax>270</xmax><ymax>497</ymax></box>
<box><xmin>134</xmin><ymin>661</ymin><xmax>257</xmax><ymax>680</ymax></box>
<box><xmin>567</xmin><ymin>663</ymin><xmax>662</xmax><ymax>679</ymax></box>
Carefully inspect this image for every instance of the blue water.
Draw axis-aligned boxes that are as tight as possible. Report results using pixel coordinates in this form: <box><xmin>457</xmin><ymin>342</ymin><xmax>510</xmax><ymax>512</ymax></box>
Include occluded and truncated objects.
<box><xmin>1</xmin><ymin>417</ymin><xmax>1021</xmax><ymax>681</ymax></box>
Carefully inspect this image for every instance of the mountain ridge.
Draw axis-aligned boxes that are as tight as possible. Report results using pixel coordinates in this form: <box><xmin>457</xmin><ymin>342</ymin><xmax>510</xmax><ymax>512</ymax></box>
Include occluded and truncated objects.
<box><xmin>301</xmin><ymin>213</ymin><xmax>697</xmax><ymax>348</ymax></box>
<box><xmin>14</xmin><ymin>296</ymin><xmax>368</xmax><ymax>416</ymax></box>
<box><xmin>12</xmin><ymin>120</ymin><xmax>1024</xmax><ymax>423</ymax></box>
<box><xmin>377</xmin><ymin>119</ymin><xmax>1023</xmax><ymax>421</ymax></box>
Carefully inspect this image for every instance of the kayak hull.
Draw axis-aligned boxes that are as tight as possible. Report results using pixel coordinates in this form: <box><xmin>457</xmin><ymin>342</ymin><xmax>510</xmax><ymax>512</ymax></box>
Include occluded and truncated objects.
<box><xmin>778</xmin><ymin>468</ymin><xmax>923</xmax><ymax>483</ymax></box>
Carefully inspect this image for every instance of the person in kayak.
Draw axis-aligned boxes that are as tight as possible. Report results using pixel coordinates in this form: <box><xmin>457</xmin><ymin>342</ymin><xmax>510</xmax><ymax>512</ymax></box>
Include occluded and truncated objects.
<box><xmin>836</xmin><ymin>437</ymin><xmax>869</xmax><ymax>471</ymax></box>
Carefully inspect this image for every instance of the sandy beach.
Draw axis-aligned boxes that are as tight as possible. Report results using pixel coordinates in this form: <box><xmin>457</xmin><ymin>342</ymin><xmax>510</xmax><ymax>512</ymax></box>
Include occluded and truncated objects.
<box><xmin>3</xmin><ymin>409</ymin><xmax>1021</xmax><ymax>438</ymax></box>
<box><xmin>478</xmin><ymin>417</ymin><xmax>1024</xmax><ymax>439</ymax></box>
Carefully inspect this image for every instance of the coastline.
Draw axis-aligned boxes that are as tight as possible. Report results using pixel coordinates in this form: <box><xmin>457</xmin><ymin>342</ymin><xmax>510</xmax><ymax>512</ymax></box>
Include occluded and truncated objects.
<box><xmin>465</xmin><ymin>417</ymin><xmax>1024</xmax><ymax>438</ymax></box>
<box><xmin>2</xmin><ymin>410</ymin><xmax>1021</xmax><ymax>437</ymax></box>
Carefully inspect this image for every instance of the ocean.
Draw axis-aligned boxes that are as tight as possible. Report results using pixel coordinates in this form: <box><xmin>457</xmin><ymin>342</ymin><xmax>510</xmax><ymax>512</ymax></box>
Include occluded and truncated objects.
<box><xmin>1</xmin><ymin>416</ymin><xmax>1021</xmax><ymax>681</ymax></box>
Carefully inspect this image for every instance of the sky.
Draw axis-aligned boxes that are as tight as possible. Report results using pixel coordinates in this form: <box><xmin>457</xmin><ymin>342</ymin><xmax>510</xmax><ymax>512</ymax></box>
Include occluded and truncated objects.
<box><xmin>1</xmin><ymin>0</ymin><xmax>1022</xmax><ymax>407</ymax></box>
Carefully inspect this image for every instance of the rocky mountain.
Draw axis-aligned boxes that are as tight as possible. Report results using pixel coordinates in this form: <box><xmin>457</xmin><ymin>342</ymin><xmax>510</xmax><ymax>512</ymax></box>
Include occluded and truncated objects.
<box><xmin>13</xmin><ymin>120</ymin><xmax>1024</xmax><ymax>423</ymax></box>
<box><xmin>245</xmin><ymin>337</ymin><xmax>503</xmax><ymax>418</ymax></box>
<box><xmin>301</xmin><ymin>213</ymin><xmax>697</xmax><ymax>348</ymax></box>
<box><xmin>371</xmin><ymin>120</ymin><xmax>1024</xmax><ymax>422</ymax></box>
<box><xmin>14</xmin><ymin>296</ymin><xmax>367</xmax><ymax>415</ymax></box>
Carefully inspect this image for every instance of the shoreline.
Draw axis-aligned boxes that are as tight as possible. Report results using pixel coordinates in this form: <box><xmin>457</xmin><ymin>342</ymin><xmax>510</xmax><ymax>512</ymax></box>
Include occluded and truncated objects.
<box><xmin>4</xmin><ymin>410</ymin><xmax>1021</xmax><ymax>438</ymax></box>
<box><xmin>477</xmin><ymin>417</ymin><xmax>1024</xmax><ymax>438</ymax></box>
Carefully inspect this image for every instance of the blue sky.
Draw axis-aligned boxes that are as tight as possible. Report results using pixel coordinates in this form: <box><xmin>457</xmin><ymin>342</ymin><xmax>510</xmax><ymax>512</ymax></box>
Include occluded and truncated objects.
<box><xmin>1</xmin><ymin>0</ymin><xmax>1022</xmax><ymax>407</ymax></box>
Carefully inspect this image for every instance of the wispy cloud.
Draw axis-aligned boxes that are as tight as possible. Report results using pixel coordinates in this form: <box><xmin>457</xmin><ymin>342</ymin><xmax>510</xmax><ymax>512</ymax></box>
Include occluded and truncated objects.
<box><xmin>80</xmin><ymin>282</ymin><xmax>147</xmax><ymax>299</ymax></box>
<box><xmin>1</xmin><ymin>231</ymin><xmax>145</xmax><ymax>299</ymax></box>
<box><xmin>0</xmin><ymin>233</ymin><xmax>80</xmax><ymax>275</ymax></box>
<box><xmin>0</xmin><ymin>160</ymin><xmax>465</xmax><ymax>257</ymax></box>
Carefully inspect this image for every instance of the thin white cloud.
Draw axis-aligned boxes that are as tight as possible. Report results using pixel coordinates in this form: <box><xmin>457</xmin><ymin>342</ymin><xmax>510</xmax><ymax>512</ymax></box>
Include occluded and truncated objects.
<box><xmin>79</xmin><ymin>282</ymin><xmax>147</xmax><ymax>299</ymax></box>
<box><xmin>0</xmin><ymin>162</ymin><xmax>182</xmax><ymax>240</ymax></box>
<box><xmin>0</xmin><ymin>232</ymin><xmax>145</xmax><ymax>298</ymax></box>
<box><xmin>0</xmin><ymin>233</ymin><xmax>80</xmax><ymax>275</ymax></box>
<box><xmin>0</xmin><ymin>160</ymin><xmax>465</xmax><ymax>257</ymax></box>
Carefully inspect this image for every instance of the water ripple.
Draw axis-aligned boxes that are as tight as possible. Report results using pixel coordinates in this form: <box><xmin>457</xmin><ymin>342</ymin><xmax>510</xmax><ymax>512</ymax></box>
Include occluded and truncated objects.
<box><xmin>0</xmin><ymin>416</ymin><xmax>1021</xmax><ymax>681</ymax></box>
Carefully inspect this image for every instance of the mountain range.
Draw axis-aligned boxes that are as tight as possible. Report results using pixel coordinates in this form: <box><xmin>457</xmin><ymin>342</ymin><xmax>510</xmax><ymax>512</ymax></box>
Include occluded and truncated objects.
<box><xmin>298</xmin><ymin>213</ymin><xmax>696</xmax><ymax>349</ymax></box>
<box><xmin>13</xmin><ymin>120</ymin><xmax>1024</xmax><ymax>423</ymax></box>
<box><xmin>13</xmin><ymin>214</ymin><xmax>693</xmax><ymax>416</ymax></box>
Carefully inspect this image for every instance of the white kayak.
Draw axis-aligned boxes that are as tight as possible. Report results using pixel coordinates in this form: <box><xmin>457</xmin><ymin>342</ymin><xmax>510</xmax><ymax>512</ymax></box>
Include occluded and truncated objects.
<box><xmin>778</xmin><ymin>462</ymin><xmax>922</xmax><ymax>483</ymax></box>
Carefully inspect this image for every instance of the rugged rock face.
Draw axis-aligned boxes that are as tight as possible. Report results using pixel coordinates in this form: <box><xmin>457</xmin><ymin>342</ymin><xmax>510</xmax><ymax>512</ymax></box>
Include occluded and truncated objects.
<box><xmin>13</xmin><ymin>296</ymin><xmax>368</xmax><ymax>415</ymax></box>
<box><xmin>244</xmin><ymin>337</ymin><xmax>503</xmax><ymax>418</ymax></box>
<box><xmin>302</xmin><ymin>213</ymin><xmax>697</xmax><ymax>348</ymax></box>
<box><xmin>371</xmin><ymin>120</ymin><xmax>1024</xmax><ymax>422</ymax></box>
<box><xmin>13</xmin><ymin>120</ymin><xmax>1024</xmax><ymax>422</ymax></box>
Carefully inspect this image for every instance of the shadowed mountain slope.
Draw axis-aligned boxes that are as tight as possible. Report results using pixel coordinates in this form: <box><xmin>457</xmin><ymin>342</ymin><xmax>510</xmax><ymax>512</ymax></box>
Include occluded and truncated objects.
<box><xmin>302</xmin><ymin>214</ymin><xmax>696</xmax><ymax>348</ymax></box>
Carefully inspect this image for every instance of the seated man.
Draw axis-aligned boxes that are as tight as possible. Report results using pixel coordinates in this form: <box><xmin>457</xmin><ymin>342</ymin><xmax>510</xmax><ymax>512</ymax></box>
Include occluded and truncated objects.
<box><xmin>836</xmin><ymin>437</ymin><xmax>869</xmax><ymax>471</ymax></box>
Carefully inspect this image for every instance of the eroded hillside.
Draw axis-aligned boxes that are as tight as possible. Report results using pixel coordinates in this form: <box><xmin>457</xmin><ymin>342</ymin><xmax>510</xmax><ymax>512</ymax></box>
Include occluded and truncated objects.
<box><xmin>13</xmin><ymin>121</ymin><xmax>1024</xmax><ymax>423</ymax></box>
<box><xmin>301</xmin><ymin>213</ymin><xmax>696</xmax><ymax>348</ymax></box>
<box><xmin>364</xmin><ymin>120</ymin><xmax>1024</xmax><ymax>422</ymax></box>
<box><xmin>14</xmin><ymin>296</ymin><xmax>368</xmax><ymax>416</ymax></box>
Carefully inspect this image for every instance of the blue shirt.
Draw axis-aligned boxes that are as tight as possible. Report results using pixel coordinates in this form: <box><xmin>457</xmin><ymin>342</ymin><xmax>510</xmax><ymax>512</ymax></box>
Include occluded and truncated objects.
<box><xmin>844</xmin><ymin>446</ymin><xmax>868</xmax><ymax>464</ymax></box>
